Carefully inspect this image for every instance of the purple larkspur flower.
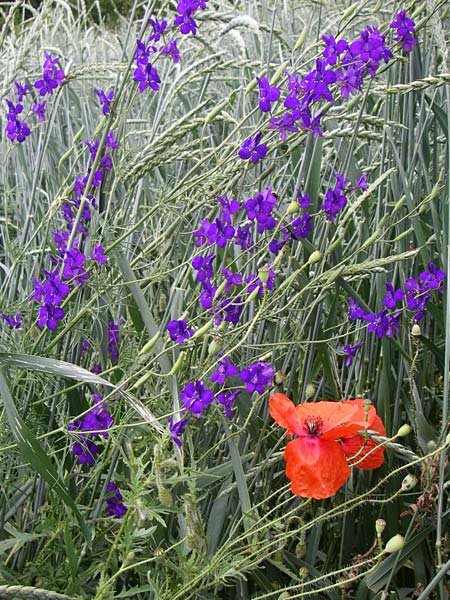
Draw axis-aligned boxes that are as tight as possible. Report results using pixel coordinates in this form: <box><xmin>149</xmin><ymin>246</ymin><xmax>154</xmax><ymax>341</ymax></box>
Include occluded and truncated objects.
<box><xmin>192</xmin><ymin>254</ymin><xmax>215</xmax><ymax>282</ymax></box>
<box><xmin>390</xmin><ymin>10</ymin><xmax>417</xmax><ymax>52</ymax></box>
<box><xmin>335</xmin><ymin>66</ymin><xmax>364</xmax><ymax>99</ymax></box>
<box><xmin>217</xmin><ymin>389</ymin><xmax>241</xmax><ymax>419</ymax></box>
<box><xmin>211</xmin><ymin>356</ymin><xmax>239</xmax><ymax>385</ymax></box>
<box><xmin>290</xmin><ymin>212</ymin><xmax>312</xmax><ymax>239</ymax></box>
<box><xmin>221</xmin><ymin>267</ymin><xmax>243</xmax><ymax>293</ymax></box>
<box><xmin>343</xmin><ymin>342</ymin><xmax>363</xmax><ymax>367</ymax></box>
<box><xmin>161</xmin><ymin>39</ymin><xmax>181</xmax><ymax>63</ymax></box>
<box><xmin>238</xmin><ymin>131</ymin><xmax>267</xmax><ymax>164</ymax></box>
<box><xmin>300</xmin><ymin>58</ymin><xmax>337</xmax><ymax>104</ymax></box>
<box><xmin>214</xmin><ymin>296</ymin><xmax>243</xmax><ymax>326</ymax></box>
<box><xmin>217</xmin><ymin>194</ymin><xmax>240</xmax><ymax>224</ymax></box>
<box><xmin>256</xmin><ymin>75</ymin><xmax>280</xmax><ymax>112</ymax></box>
<box><xmin>91</xmin><ymin>243</ymin><xmax>108</xmax><ymax>264</ymax></box>
<box><xmin>71</xmin><ymin>436</ymin><xmax>99</xmax><ymax>465</ymax></box>
<box><xmin>348</xmin><ymin>297</ymin><xmax>366</xmax><ymax>321</ymax></box>
<box><xmin>14</xmin><ymin>81</ymin><xmax>29</xmax><ymax>101</ymax></box>
<box><xmin>167</xmin><ymin>319</ymin><xmax>194</xmax><ymax>344</ymax></box>
<box><xmin>133</xmin><ymin>62</ymin><xmax>160</xmax><ymax>93</ymax></box>
<box><xmin>105</xmin><ymin>482</ymin><xmax>127</xmax><ymax>517</ymax></box>
<box><xmin>244</xmin><ymin>186</ymin><xmax>278</xmax><ymax>234</ymax></box>
<box><xmin>148</xmin><ymin>16</ymin><xmax>167</xmax><ymax>42</ymax></box>
<box><xmin>419</xmin><ymin>262</ymin><xmax>446</xmax><ymax>291</ymax></box>
<box><xmin>321</xmin><ymin>183</ymin><xmax>347</xmax><ymax>223</ymax></box>
<box><xmin>199</xmin><ymin>280</ymin><xmax>218</xmax><ymax>310</ymax></box>
<box><xmin>37</xmin><ymin>304</ymin><xmax>65</xmax><ymax>330</ymax></box>
<box><xmin>168</xmin><ymin>416</ymin><xmax>188</xmax><ymax>447</ymax></box>
<box><xmin>34</xmin><ymin>52</ymin><xmax>65</xmax><ymax>96</ymax></box>
<box><xmin>239</xmin><ymin>362</ymin><xmax>275</xmax><ymax>394</ymax></box>
<box><xmin>234</xmin><ymin>223</ymin><xmax>254</xmax><ymax>252</ymax></box>
<box><xmin>1</xmin><ymin>311</ymin><xmax>22</xmax><ymax>328</ymax></box>
<box><xmin>269</xmin><ymin>110</ymin><xmax>300</xmax><ymax>142</ymax></box>
<box><xmin>383</xmin><ymin>281</ymin><xmax>404</xmax><ymax>309</ymax></box>
<box><xmin>180</xmin><ymin>379</ymin><xmax>214</xmax><ymax>417</ymax></box>
<box><xmin>63</xmin><ymin>247</ymin><xmax>89</xmax><ymax>287</ymax></box>
<box><xmin>94</xmin><ymin>88</ymin><xmax>114</xmax><ymax>115</ymax></box>
<box><xmin>363</xmin><ymin>309</ymin><xmax>400</xmax><ymax>338</ymax></box>
<box><xmin>296</xmin><ymin>189</ymin><xmax>311</xmax><ymax>208</ymax></box>
<box><xmin>32</xmin><ymin>100</ymin><xmax>46</xmax><ymax>121</ymax></box>
<box><xmin>322</xmin><ymin>34</ymin><xmax>348</xmax><ymax>66</ymax></box>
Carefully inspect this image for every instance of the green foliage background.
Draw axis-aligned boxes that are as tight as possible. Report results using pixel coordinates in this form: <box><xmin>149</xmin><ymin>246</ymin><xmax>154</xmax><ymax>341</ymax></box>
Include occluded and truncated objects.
<box><xmin>0</xmin><ymin>0</ymin><xmax>449</xmax><ymax>598</ymax></box>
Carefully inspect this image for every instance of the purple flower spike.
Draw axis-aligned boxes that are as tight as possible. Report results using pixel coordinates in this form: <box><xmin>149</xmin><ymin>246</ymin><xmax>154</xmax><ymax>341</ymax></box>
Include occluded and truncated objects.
<box><xmin>32</xmin><ymin>101</ymin><xmax>46</xmax><ymax>121</ymax></box>
<box><xmin>364</xmin><ymin>310</ymin><xmax>400</xmax><ymax>338</ymax></box>
<box><xmin>322</xmin><ymin>34</ymin><xmax>348</xmax><ymax>66</ymax></box>
<box><xmin>14</xmin><ymin>81</ymin><xmax>29</xmax><ymax>101</ymax></box>
<box><xmin>148</xmin><ymin>16</ymin><xmax>167</xmax><ymax>42</ymax></box>
<box><xmin>383</xmin><ymin>281</ymin><xmax>404</xmax><ymax>309</ymax></box>
<box><xmin>180</xmin><ymin>380</ymin><xmax>214</xmax><ymax>417</ymax></box>
<box><xmin>167</xmin><ymin>319</ymin><xmax>194</xmax><ymax>344</ymax></box>
<box><xmin>390</xmin><ymin>10</ymin><xmax>417</xmax><ymax>52</ymax></box>
<box><xmin>133</xmin><ymin>62</ymin><xmax>160</xmax><ymax>93</ymax></box>
<box><xmin>348</xmin><ymin>297</ymin><xmax>367</xmax><ymax>321</ymax></box>
<box><xmin>94</xmin><ymin>88</ymin><xmax>114</xmax><ymax>115</ymax></box>
<box><xmin>91</xmin><ymin>243</ymin><xmax>108</xmax><ymax>264</ymax></box>
<box><xmin>256</xmin><ymin>76</ymin><xmax>281</xmax><ymax>112</ymax></box>
<box><xmin>238</xmin><ymin>131</ymin><xmax>268</xmax><ymax>164</ymax></box>
<box><xmin>239</xmin><ymin>362</ymin><xmax>275</xmax><ymax>394</ymax></box>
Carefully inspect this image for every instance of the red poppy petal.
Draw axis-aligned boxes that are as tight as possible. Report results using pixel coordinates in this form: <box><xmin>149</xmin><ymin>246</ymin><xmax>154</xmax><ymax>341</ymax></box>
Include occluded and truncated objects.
<box><xmin>284</xmin><ymin>437</ymin><xmax>351</xmax><ymax>499</ymax></box>
<box><xmin>342</xmin><ymin>415</ymin><xmax>386</xmax><ymax>470</ymax></box>
<box><xmin>270</xmin><ymin>393</ymin><xmax>301</xmax><ymax>436</ymax></box>
<box><xmin>294</xmin><ymin>401</ymin><xmax>361</xmax><ymax>439</ymax></box>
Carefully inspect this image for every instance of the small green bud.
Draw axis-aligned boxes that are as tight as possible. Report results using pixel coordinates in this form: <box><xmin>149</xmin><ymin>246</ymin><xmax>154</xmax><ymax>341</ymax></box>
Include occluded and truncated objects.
<box><xmin>396</xmin><ymin>424</ymin><xmax>412</xmax><ymax>438</ymax></box>
<box><xmin>258</xmin><ymin>265</ymin><xmax>270</xmax><ymax>285</ymax></box>
<box><xmin>124</xmin><ymin>551</ymin><xmax>135</xmax><ymax>565</ymax></box>
<box><xmin>428</xmin><ymin>440</ymin><xmax>437</xmax><ymax>451</ymax></box>
<box><xmin>384</xmin><ymin>534</ymin><xmax>405</xmax><ymax>553</ymax></box>
<box><xmin>305</xmin><ymin>383</ymin><xmax>315</xmax><ymax>400</ymax></box>
<box><xmin>308</xmin><ymin>250</ymin><xmax>323</xmax><ymax>265</ymax></box>
<box><xmin>287</xmin><ymin>200</ymin><xmax>300</xmax><ymax>214</ymax></box>
<box><xmin>375</xmin><ymin>518</ymin><xmax>386</xmax><ymax>535</ymax></box>
<box><xmin>208</xmin><ymin>338</ymin><xmax>223</xmax><ymax>356</ymax></box>
<box><xmin>298</xmin><ymin>566</ymin><xmax>309</xmax><ymax>579</ymax></box>
<box><xmin>411</xmin><ymin>324</ymin><xmax>421</xmax><ymax>336</ymax></box>
<box><xmin>401</xmin><ymin>474</ymin><xmax>418</xmax><ymax>492</ymax></box>
<box><xmin>192</xmin><ymin>320</ymin><xmax>214</xmax><ymax>339</ymax></box>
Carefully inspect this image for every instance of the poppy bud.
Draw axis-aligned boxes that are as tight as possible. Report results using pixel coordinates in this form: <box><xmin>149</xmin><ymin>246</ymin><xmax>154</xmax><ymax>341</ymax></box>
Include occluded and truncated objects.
<box><xmin>401</xmin><ymin>474</ymin><xmax>418</xmax><ymax>492</ymax></box>
<box><xmin>305</xmin><ymin>383</ymin><xmax>315</xmax><ymax>400</ymax></box>
<box><xmin>124</xmin><ymin>551</ymin><xmax>135</xmax><ymax>566</ymax></box>
<box><xmin>208</xmin><ymin>338</ymin><xmax>223</xmax><ymax>356</ymax></box>
<box><xmin>375</xmin><ymin>518</ymin><xmax>386</xmax><ymax>535</ymax></box>
<box><xmin>308</xmin><ymin>250</ymin><xmax>323</xmax><ymax>265</ymax></box>
<box><xmin>274</xmin><ymin>371</ymin><xmax>287</xmax><ymax>385</ymax></box>
<box><xmin>411</xmin><ymin>324</ymin><xmax>421</xmax><ymax>336</ymax></box>
<box><xmin>287</xmin><ymin>200</ymin><xmax>300</xmax><ymax>214</ymax></box>
<box><xmin>427</xmin><ymin>440</ymin><xmax>437</xmax><ymax>451</ymax></box>
<box><xmin>384</xmin><ymin>534</ymin><xmax>405</xmax><ymax>553</ymax></box>
<box><xmin>258</xmin><ymin>265</ymin><xmax>270</xmax><ymax>285</ymax></box>
<box><xmin>396</xmin><ymin>424</ymin><xmax>411</xmax><ymax>437</ymax></box>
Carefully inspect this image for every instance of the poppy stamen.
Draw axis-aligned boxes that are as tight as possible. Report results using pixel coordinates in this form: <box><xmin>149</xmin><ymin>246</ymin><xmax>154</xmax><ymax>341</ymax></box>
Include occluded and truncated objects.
<box><xmin>303</xmin><ymin>416</ymin><xmax>324</xmax><ymax>436</ymax></box>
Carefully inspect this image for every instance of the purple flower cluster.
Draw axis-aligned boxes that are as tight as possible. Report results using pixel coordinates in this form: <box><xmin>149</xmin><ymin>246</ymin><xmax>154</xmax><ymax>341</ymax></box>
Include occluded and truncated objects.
<box><xmin>107</xmin><ymin>321</ymin><xmax>120</xmax><ymax>364</ymax></box>
<box><xmin>347</xmin><ymin>263</ymin><xmax>446</xmax><ymax>339</ymax></box>
<box><xmin>239</xmin><ymin>12</ymin><xmax>415</xmax><ymax>161</ymax></box>
<box><xmin>167</xmin><ymin>319</ymin><xmax>194</xmax><ymax>344</ymax></box>
<box><xmin>169</xmin><ymin>359</ymin><xmax>274</xmax><ymax>446</ymax></box>
<box><xmin>105</xmin><ymin>482</ymin><xmax>127</xmax><ymax>518</ymax></box>
<box><xmin>4</xmin><ymin>53</ymin><xmax>65</xmax><ymax>142</ymax></box>
<box><xmin>68</xmin><ymin>394</ymin><xmax>113</xmax><ymax>465</ymax></box>
<box><xmin>174</xmin><ymin>0</ymin><xmax>208</xmax><ymax>36</ymax></box>
<box><xmin>390</xmin><ymin>10</ymin><xmax>417</xmax><ymax>52</ymax></box>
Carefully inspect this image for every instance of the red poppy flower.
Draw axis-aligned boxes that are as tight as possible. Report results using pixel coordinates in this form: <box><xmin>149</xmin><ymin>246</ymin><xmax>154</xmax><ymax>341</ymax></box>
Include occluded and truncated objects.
<box><xmin>269</xmin><ymin>393</ymin><xmax>386</xmax><ymax>499</ymax></box>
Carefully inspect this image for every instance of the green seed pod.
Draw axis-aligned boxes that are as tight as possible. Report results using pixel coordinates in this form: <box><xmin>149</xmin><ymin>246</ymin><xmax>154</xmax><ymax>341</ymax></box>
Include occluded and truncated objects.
<box><xmin>308</xmin><ymin>250</ymin><xmax>323</xmax><ymax>265</ymax></box>
<box><xmin>295</xmin><ymin>541</ymin><xmax>306</xmax><ymax>559</ymax></box>
<box><xmin>208</xmin><ymin>338</ymin><xmax>223</xmax><ymax>356</ymax></box>
<box><xmin>401</xmin><ymin>474</ymin><xmax>418</xmax><ymax>492</ymax></box>
<box><xmin>411</xmin><ymin>324</ymin><xmax>421</xmax><ymax>336</ymax></box>
<box><xmin>258</xmin><ymin>265</ymin><xmax>270</xmax><ymax>285</ymax></box>
<box><xmin>287</xmin><ymin>200</ymin><xmax>300</xmax><ymax>214</ymax></box>
<box><xmin>138</xmin><ymin>331</ymin><xmax>161</xmax><ymax>356</ymax></box>
<box><xmin>192</xmin><ymin>320</ymin><xmax>214</xmax><ymax>339</ymax></box>
<box><xmin>385</xmin><ymin>534</ymin><xmax>405</xmax><ymax>553</ymax></box>
<box><xmin>396</xmin><ymin>424</ymin><xmax>412</xmax><ymax>438</ymax></box>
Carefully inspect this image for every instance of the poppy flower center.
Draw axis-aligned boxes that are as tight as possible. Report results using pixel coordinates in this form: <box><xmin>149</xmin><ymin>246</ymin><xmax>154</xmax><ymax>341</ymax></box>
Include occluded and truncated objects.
<box><xmin>303</xmin><ymin>416</ymin><xmax>324</xmax><ymax>437</ymax></box>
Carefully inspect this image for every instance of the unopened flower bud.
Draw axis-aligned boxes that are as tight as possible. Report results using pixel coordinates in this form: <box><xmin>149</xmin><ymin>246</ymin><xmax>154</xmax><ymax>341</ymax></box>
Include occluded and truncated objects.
<box><xmin>428</xmin><ymin>440</ymin><xmax>437</xmax><ymax>451</ymax></box>
<box><xmin>274</xmin><ymin>371</ymin><xmax>287</xmax><ymax>385</ymax></box>
<box><xmin>411</xmin><ymin>324</ymin><xmax>421</xmax><ymax>336</ymax></box>
<box><xmin>396</xmin><ymin>424</ymin><xmax>411</xmax><ymax>438</ymax></box>
<box><xmin>208</xmin><ymin>338</ymin><xmax>223</xmax><ymax>356</ymax></box>
<box><xmin>192</xmin><ymin>320</ymin><xmax>214</xmax><ymax>339</ymax></box>
<box><xmin>401</xmin><ymin>474</ymin><xmax>418</xmax><ymax>492</ymax></box>
<box><xmin>305</xmin><ymin>383</ymin><xmax>315</xmax><ymax>400</ymax></box>
<box><xmin>384</xmin><ymin>534</ymin><xmax>405</xmax><ymax>553</ymax></box>
<box><xmin>308</xmin><ymin>250</ymin><xmax>323</xmax><ymax>265</ymax></box>
<box><xmin>287</xmin><ymin>200</ymin><xmax>300</xmax><ymax>214</ymax></box>
<box><xmin>375</xmin><ymin>518</ymin><xmax>386</xmax><ymax>535</ymax></box>
<box><xmin>298</xmin><ymin>566</ymin><xmax>309</xmax><ymax>579</ymax></box>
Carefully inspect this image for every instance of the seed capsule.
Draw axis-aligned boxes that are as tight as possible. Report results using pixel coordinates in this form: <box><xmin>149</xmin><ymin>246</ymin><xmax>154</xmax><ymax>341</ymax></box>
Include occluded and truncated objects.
<box><xmin>385</xmin><ymin>534</ymin><xmax>405</xmax><ymax>553</ymax></box>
